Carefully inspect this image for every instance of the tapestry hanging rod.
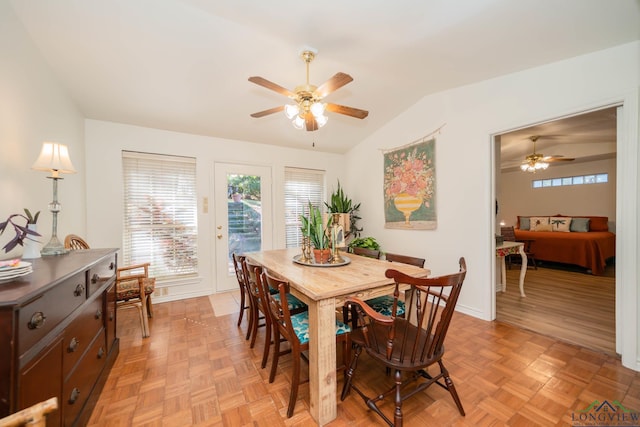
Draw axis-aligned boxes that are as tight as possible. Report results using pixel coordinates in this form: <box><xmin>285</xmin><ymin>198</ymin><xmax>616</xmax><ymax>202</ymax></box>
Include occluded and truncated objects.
<box><xmin>380</xmin><ymin>123</ymin><xmax>446</xmax><ymax>153</ymax></box>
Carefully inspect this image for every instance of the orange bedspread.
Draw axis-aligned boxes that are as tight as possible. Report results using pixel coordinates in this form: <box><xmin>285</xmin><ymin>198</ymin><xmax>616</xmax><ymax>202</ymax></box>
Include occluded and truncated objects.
<box><xmin>514</xmin><ymin>229</ymin><xmax>616</xmax><ymax>275</ymax></box>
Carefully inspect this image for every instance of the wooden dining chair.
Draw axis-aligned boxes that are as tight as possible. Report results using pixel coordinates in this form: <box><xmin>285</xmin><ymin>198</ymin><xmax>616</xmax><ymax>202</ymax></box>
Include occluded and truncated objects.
<box><xmin>341</xmin><ymin>258</ymin><xmax>467</xmax><ymax>427</ymax></box>
<box><xmin>64</xmin><ymin>234</ymin><xmax>90</xmax><ymax>250</ymax></box>
<box><xmin>64</xmin><ymin>234</ymin><xmax>155</xmax><ymax>338</ymax></box>
<box><xmin>261</xmin><ymin>270</ymin><xmax>350</xmax><ymax>418</ymax></box>
<box><xmin>0</xmin><ymin>397</ymin><xmax>58</xmax><ymax>427</ymax></box>
<box><xmin>232</xmin><ymin>253</ymin><xmax>250</xmax><ymax>329</ymax></box>
<box><xmin>346</xmin><ymin>252</ymin><xmax>427</xmax><ymax>329</ymax></box>
<box><xmin>351</xmin><ymin>246</ymin><xmax>381</xmax><ymax>259</ymax></box>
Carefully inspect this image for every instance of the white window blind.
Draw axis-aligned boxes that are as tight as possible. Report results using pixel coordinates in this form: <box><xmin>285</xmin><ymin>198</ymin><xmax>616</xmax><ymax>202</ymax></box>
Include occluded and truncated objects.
<box><xmin>284</xmin><ymin>167</ymin><xmax>325</xmax><ymax>248</ymax></box>
<box><xmin>122</xmin><ymin>151</ymin><xmax>198</xmax><ymax>280</ymax></box>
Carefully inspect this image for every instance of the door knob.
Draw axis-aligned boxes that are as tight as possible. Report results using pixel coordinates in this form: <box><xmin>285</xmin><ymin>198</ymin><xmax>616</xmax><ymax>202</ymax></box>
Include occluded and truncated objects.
<box><xmin>217</xmin><ymin>225</ymin><xmax>222</xmax><ymax>230</ymax></box>
<box><xmin>217</xmin><ymin>234</ymin><xmax>223</xmax><ymax>239</ymax></box>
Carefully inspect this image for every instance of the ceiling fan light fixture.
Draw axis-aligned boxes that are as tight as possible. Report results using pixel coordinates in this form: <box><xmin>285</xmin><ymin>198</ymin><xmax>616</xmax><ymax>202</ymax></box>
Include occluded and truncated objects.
<box><xmin>292</xmin><ymin>115</ymin><xmax>305</xmax><ymax>129</ymax></box>
<box><xmin>284</xmin><ymin>104</ymin><xmax>299</xmax><ymax>119</ymax></box>
<box><xmin>520</xmin><ymin>159</ymin><xmax>549</xmax><ymax>172</ymax></box>
<box><xmin>315</xmin><ymin>114</ymin><xmax>328</xmax><ymax>128</ymax></box>
<box><xmin>310</xmin><ymin>101</ymin><xmax>326</xmax><ymax>117</ymax></box>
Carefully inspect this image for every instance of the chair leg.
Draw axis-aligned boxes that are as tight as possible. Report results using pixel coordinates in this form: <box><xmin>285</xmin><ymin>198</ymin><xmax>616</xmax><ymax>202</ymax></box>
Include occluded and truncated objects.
<box><xmin>245</xmin><ymin>300</ymin><xmax>254</xmax><ymax>341</ymax></box>
<box><xmin>249</xmin><ymin>307</ymin><xmax>259</xmax><ymax>348</ymax></box>
<box><xmin>439</xmin><ymin>360</ymin><xmax>465</xmax><ymax>416</ymax></box>
<box><xmin>146</xmin><ymin>295</ymin><xmax>153</xmax><ymax>318</ymax></box>
<box><xmin>287</xmin><ymin>346</ymin><xmax>301</xmax><ymax>418</ymax></box>
<box><xmin>341</xmin><ymin>345</ymin><xmax>362</xmax><ymax>400</ymax></box>
<box><xmin>393</xmin><ymin>369</ymin><xmax>404</xmax><ymax>427</ymax></box>
<box><xmin>269</xmin><ymin>331</ymin><xmax>281</xmax><ymax>383</ymax></box>
<box><xmin>261</xmin><ymin>313</ymin><xmax>272</xmax><ymax>369</ymax></box>
<box><xmin>134</xmin><ymin>303</ymin><xmax>147</xmax><ymax>338</ymax></box>
<box><xmin>140</xmin><ymin>294</ymin><xmax>150</xmax><ymax>338</ymax></box>
<box><xmin>237</xmin><ymin>289</ymin><xmax>246</xmax><ymax>326</ymax></box>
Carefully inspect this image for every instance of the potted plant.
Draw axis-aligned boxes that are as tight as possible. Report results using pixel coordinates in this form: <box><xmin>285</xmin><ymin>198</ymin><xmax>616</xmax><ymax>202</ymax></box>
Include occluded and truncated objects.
<box><xmin>324</xmin><ymin>180</ymin><xmax>362</xmax><ymax>240</ymax></box>
<box><xmin>0</xmin><ymin>209</ymin><xmax>41</xmax><ymax>254</ymax></box>
<box><xmin>348</xmin><ymin>236</ymin><xmax>380</xmax><ymax>253</ymax></box>
<box><xmin>300</xmin><ymin>202</ymin><xmax>332</xmax><ymax>263</ymax></box>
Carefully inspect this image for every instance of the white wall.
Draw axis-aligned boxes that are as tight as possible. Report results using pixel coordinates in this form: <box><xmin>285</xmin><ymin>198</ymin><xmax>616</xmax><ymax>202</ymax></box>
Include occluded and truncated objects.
<box><xmin>344</xmin><ymin>42</ymin><xmax>639</xmax><ymax>369</ymax></box>
<box><xmin>499</xmin><ymin>158</ymin><xmax>617</xmax><ymax>229</ymax></box>
<box><xmin>0</xmin><ymin>2</ymin><xmax>85</xmax><ymax>258</ymax></box>
<box><xmin>85</xmin><ymin>120</ymin><xmax>345</xmax><ymax>300</ymax></box>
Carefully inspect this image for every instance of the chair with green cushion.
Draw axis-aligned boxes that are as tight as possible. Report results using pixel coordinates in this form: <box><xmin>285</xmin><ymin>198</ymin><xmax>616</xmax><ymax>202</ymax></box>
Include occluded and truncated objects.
<box><xmin>261</xmin><ymin>270</ymin><xmax>350</xmax><ymax>418</ymax></box>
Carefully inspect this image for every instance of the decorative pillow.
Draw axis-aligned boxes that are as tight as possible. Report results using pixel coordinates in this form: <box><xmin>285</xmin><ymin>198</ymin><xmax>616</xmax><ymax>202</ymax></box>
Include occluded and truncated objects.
<box><xmin>529</xmin><ymin>216</ymin><xmax>550</xmax><ymax>231</ymax></box>
<box><xmin>519</xmin><ymin>217</ymin><xmax>530</xmax><ymax>230</ymax></box>
<box><xmin>588</xmin><ymin>216</ymin><xmax>609</xmax><ymax>231</ymax></box>
<box><xmin>534</xmin><ymin>223</ymin><xmax>553</xmax><ymax>232</ymax></box>
<box><xmin>550</xmin><ymin>217</ymin><xmax>572</xmax><ymax>232</ymax></box>
<box><xmin>571</xmin><ymin>217</ymin><xmax>590</xmax><ymax>232</ymax></box>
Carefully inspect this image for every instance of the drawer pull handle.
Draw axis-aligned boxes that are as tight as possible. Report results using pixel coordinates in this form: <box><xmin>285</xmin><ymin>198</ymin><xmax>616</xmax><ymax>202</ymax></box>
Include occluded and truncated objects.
<box><xmin>74</xmin><ymin>284</ymin><xmax>85</xmax><ymax>297</ymax></box>
<box><xmin>27</xmin><ymin>312</ymin><xmax>46</xmax><ymax>330</ymax></box>
<box><xmin>97</xmin><ymin>347</ymin><xmax>105</xmax><ymax>359</ymax></box>
<box><xmin>109</xmin><ymin>311</ymin><xmax>114</xmax><ymax>321</ymax></box>
<box><xmin>109</xmin><ymin>262</ymin><xmax>115</xmax><ymax>270</ymax></box>
<box><xmin>95</xmin><ymin>309</ymin><xmax>102</xmax><ymax>320</ymax></box>
<box><xmin>68</xmin><ymin>337</ymin><xmax>80</xmax><ymax>353</ymax></box>
<box><xmin>69</xmin><ymin>388</ymin><xmax>80</xmax><ymax>404</ymax></box>
<box><xmin>92</xmin><ymin>273</ymin><xmax>100</xmax><ymax>284</ymax></box>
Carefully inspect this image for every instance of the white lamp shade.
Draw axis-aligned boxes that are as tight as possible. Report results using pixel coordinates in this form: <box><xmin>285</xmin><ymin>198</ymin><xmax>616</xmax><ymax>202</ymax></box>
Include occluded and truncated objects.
<box><xmin>284</xmin><ymin>104</ymin><xmax>300</xmax><ymax>119</ymax></box>
<box><xmin>32</xmin><ymin>142</ymin><xmax>76</xmax><ymax>176</ymax></box>
<box><xmin>292</xmin><ymin>115</ymin><xmax>305</xmax><ymax>129</ymax></box>
<box><xmin>316</xmin><ymin>114</ymin><xmax>328</xmax><ymax>128</ymax></box>
<box><xmin>310</xmin><ymin>102</ymin><xmax>326</xmax><ymax>117</ymax></box>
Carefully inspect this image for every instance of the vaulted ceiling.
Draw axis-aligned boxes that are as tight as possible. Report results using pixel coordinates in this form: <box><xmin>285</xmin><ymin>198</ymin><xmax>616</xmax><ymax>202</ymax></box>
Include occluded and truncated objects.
<box><xmin>8</xmin><ymin>0</ymin><xmax>640</xmax><ymax>153</ymax></box>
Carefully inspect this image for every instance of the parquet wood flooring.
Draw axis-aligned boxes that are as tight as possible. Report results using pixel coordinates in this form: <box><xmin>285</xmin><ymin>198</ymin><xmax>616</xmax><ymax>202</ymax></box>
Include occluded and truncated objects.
<box><xmin>496</xmin><ymin>264</ymin><xmax>615</xmax><ymax>355</ymax></box>
<box><xmin>88</xmin><ymin>291</ymin><xmax>640</xmax><ymax>426</ymax></box>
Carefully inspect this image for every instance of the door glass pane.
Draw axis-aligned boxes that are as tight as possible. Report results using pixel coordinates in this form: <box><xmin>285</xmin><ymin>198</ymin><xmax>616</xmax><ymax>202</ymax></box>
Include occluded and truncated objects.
<box><xmin>227</xmin><ymin>174</ymin><xmax>262</xmax><ymax>273</ymax></box>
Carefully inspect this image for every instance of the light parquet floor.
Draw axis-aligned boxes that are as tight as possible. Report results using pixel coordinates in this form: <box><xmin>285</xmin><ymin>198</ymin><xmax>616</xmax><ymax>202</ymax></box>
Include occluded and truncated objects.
<box><xmin>496</xmin><ymin>264</ymin><xmax>615</xmax><ymax>355</ymax></box>
<box><xmin>88</xmin><ymin>289</ymin><xmax>640</xmax><ymax>426</ymax></box>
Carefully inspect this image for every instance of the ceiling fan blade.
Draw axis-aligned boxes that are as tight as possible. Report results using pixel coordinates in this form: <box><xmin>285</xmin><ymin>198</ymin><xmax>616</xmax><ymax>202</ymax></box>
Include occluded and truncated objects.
<box><xmin>248</xmin><ymin>76</ymin><xmax>295</xmax><ymax>98</ymax></box>
<box><xmin>250</xmin><ymin>105</ymin><xmax>285</xmax><ymax>118</ymax></box>
<box><xmin>315</xmin><ymin>73</ymin><xmax>353</xmax><ymax>98</ymax></box>
<box><xmin>545</xmin><ymin>157</ymin><xmax>575</xmax><ymax>162</ymax></box>
<box><xmin>325</xmin><ymin>103</ymin><xmax>369</xmax><ymax>119</ymax></box>
<box><xmin>304</xmin><ymin>113</ymin><xmax>318</xmax><ymax>131</ymax></box>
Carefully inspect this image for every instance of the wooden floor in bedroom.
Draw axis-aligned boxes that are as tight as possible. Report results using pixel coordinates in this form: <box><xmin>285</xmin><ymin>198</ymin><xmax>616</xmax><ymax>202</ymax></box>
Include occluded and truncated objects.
<box><xmin>496</xmin><ymin>262</ymin><xmax>616</xmax><ymax>356</ymax></box>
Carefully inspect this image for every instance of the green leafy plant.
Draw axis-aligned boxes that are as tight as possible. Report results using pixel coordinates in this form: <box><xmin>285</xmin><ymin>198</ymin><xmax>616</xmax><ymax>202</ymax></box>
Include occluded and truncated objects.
<box><xmin>24</xmin><ymin>208</ymin><xmax>40</xmax><ymax>225</ymax></box>
<box><xmin>325</xmin><ymin>180</ymin><xmax>362</xmax><ymax>239</ymax></box>
<box><xmin>300</xmin><ymin>202</ymin><xmax>332</xmax><ymax>249</ymax></box>
<box><xmin>348</xmin><ymin>236</ymin><xmax>380</xmax><ymax>251</ymax></box>
<box><xmin>0</xmin><ymin>212</ymin><xmax>41</xmax><ymax>253</ymax></box>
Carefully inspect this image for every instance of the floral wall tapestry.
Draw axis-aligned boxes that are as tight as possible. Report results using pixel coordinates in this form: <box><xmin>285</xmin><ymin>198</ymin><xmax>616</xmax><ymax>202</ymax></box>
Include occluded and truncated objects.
<box><xmin>383</xmin><ymin>138</ymin><xmax>437</xmax><ymax>229</ymax></box>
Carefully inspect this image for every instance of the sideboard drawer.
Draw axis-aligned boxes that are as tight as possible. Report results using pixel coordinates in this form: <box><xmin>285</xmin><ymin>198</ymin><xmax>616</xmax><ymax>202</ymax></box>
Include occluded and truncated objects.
<box><xmin>18</xmin><ymin>271</ymin><xmax>87</xmax><ymax>356</ymax></box>
<box><xmin>87</xmin><ymin>254</ymin><xmax>116</xmax><ymax>297</ymax></box>
<box><xmin>62</xmin><ymin>294</ymin><xmax>104</xmax><ymax>379</ymax></box>
<box><xmin>62</xmin><ymin>331</ymin><xmax>107</xmax><ymax>427</ymax></box>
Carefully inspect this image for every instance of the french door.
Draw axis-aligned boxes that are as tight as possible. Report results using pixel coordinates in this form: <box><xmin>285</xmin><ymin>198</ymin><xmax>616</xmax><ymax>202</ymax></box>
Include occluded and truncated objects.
<box><xmin>213</xmin><ymin>163</ymin><xmax>272</xmax><ymax>292</ymax></box>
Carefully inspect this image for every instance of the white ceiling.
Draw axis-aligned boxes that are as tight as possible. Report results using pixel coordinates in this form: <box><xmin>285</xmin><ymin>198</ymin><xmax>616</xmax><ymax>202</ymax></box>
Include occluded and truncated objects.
<box><xmin>9</xmin><ymin>0</ymin><xmax>640</xmax><ymax>154</ymax></box>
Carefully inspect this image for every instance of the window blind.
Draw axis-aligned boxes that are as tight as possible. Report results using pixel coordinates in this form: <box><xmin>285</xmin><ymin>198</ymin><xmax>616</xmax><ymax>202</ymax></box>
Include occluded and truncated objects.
<box><xmin>284</xmin><ymin>167</ymin><xmax>325</xmax><ymax>248</ymax></box>
<box><xmin>122</xmin><ymin>151</ymin><xmax>198</xmax><ymax>280</ymax></box>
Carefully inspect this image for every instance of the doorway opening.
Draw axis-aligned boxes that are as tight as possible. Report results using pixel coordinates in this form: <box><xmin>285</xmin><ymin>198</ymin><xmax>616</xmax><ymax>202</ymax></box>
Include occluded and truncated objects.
<box><xmin>494</xmin><ymin>106</ymin><xmax>618</xmax><ymax>355</ymax></box>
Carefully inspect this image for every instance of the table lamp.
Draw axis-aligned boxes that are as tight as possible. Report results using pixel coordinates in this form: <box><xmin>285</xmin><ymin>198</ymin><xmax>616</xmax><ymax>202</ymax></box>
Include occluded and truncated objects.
<box><xmin>32</xmin><ymin>142</ymin><xmax>76</xmax><ymax>255</ymax></box>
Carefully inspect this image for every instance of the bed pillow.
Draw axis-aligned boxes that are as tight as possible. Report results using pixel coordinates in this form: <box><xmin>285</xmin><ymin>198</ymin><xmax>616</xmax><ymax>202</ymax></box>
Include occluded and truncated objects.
<box><xmin>551</xmin><ymin>217</ymin><xmax>572</xmax><ymax>232</ymax></box>
<box><xmin>570</xmin><ymin>217</ymin><xmax>590</xmax><ymax>232</ymax></box>
<box><xmin>588</xmin><ymin>216</ymin><xmax>609</xmax><ymax>231</ymax></box>
<box><xmin>529</xmin><ymin>216</ymin><xmax>550</xmax><ymax>231</ymax></box>
<box><xmin>535</xmin><ymin>223</ymin><xmax>553</xmax><ymax>232</ymax></box>
<box><xmin>519</xmin><ymin>217</ymin><xmax>530</xmax><ymax>230</ymax></box>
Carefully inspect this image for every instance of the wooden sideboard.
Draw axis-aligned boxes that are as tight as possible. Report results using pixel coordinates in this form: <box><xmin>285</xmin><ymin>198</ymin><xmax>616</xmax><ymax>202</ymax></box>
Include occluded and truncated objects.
<box><xmin>0</xmin><ymin>249</ymin><xmax>119</xmax><ymax>426</ymax></box>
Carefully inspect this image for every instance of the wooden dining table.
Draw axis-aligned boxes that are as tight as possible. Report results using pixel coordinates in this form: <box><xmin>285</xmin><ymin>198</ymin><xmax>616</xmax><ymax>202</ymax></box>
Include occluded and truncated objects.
<box><xmin>246</xmin><ymin>248</ymin><xmax>429</xmax><ymax>425</ymax></box>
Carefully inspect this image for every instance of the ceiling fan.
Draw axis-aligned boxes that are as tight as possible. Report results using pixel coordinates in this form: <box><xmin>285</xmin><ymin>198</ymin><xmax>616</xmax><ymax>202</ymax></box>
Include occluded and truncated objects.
<box><xmin>520</xmin><ymin>135</ymin><xmax>575</xmax><ymax>172</ymax></box>
<box><xmin>248</xmin><ymin>50</ymin><xmax>369</xmax><ymax>131</ymax></box>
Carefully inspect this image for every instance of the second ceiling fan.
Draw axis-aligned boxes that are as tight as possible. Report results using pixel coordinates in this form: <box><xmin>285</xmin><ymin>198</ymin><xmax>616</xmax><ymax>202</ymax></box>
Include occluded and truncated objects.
<box><xmin>521</xmin><ymin>135</ymin><xmax>575</xmax><ymax>172</ymax></box>
<box><xmin>248</xmin><ymin>50</ymin><xmax>368</xmax><ymax>131</ymax></box>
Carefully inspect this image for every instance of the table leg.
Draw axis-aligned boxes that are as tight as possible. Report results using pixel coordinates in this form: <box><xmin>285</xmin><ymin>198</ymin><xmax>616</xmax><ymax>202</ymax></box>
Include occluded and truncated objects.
<box><xmin>307</xmin><ymin>297</ymin><xmax>338</xmax><ymax>425</ymax></box>
<box><xmin>517</xmin><ymin>245</ymin><xmax>528</xmax><ymax>297</ymax></box>
<box><xmin>500</xmin><ymin>256</ymin><xmax>507</xmax><ymax>292</ymax></box>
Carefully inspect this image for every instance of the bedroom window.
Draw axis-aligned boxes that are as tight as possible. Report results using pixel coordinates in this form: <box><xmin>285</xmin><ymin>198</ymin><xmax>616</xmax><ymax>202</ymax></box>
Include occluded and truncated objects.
<box><xmin>122</xmin><ymin>151</ymin><xmax>198</xmax><ymax>280</ymax></box>
<box><xmin>532</xmin><ymin>173</ymin><xmax>608</xmax><ymax>189</ymax></box>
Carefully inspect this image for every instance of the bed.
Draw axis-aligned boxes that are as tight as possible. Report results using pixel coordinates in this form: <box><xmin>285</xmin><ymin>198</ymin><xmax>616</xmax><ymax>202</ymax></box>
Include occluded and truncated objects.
<box><xmin>514</xmin><ymin>214</ymin><xmax>616</xmax><ymax>275</ymax></box>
